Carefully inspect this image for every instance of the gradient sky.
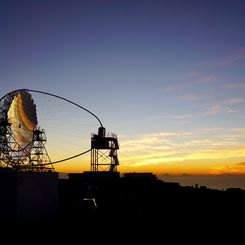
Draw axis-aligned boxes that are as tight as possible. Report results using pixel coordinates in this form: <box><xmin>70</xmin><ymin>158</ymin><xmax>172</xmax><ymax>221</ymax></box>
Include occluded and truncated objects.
<box><xmin>1</xmin><ymin>0</ymin><xmax>245</xmax><ymax>179</ymax></box>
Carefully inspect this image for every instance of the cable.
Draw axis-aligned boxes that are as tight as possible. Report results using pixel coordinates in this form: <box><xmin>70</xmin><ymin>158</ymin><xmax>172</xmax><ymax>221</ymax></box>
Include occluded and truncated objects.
<box><xmin>26</xmin><ymin>89</ymin><xmax>103</xmax><ymax>127</ymax></box>
<box><xmin>42</xmin><ymin>148</ymin><xmax>92</xmax><ymax>165</ymax></box>
<box><xmin>0</xmin><ymin>89</ymin><xmax>103</xmax><ymax>165</ymax></box>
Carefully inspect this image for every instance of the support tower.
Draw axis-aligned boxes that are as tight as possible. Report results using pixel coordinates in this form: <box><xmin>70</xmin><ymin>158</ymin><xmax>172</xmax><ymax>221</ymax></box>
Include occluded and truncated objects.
<box><xmin>91</xmin><ymin>127</ymin><xmax>119</xmax><ymax>172</ymax></box>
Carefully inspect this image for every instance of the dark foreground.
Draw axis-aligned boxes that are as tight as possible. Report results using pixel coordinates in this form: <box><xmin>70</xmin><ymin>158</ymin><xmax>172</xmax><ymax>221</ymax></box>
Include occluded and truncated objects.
<box><xmin>3</xmin><ymin>172</ymin><xmax>245</xmax><ymax>240</ymax></box>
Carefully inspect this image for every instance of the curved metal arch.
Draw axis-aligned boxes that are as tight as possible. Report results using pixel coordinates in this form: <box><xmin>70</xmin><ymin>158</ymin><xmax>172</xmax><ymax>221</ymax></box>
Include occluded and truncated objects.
<box><xmin>26</xmin><ymin>89</ymin><xmax>103</xmax><ymax>127</ymax></box>
<box><xmin>0</xmin><ymin>89</ymin><xmax>103</xmax><ymax>127</ymax></box>
<box><xmin>0</xmin><ymin>88</ymin><xmax>103</xmax><ymax>165</ymax></box>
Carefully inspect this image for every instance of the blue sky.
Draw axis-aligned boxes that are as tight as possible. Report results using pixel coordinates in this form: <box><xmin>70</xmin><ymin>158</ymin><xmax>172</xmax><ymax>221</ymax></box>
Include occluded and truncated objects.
<box><xmin>1</xmin><ymin>0</ymin><xmax>245</xmax><ymax>177</ymax></box>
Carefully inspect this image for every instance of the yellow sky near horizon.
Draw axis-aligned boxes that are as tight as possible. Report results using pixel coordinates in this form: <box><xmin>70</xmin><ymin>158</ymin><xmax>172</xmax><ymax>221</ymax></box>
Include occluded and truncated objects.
<box><xmin>54</xmin><ymin>128</ymin><xmax>245</xmax><ymax>175</ymax></box>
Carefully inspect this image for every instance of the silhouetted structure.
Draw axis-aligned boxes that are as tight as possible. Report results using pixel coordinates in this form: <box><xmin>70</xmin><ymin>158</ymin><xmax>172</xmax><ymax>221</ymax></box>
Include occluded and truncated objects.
<box><xmin>2</xmin><ymin>170</ymin><xmax>245</xmax><ymax>241</ymax></box>
<box><xmin>0</xmin><ymin>90</ymin><xmax>54</xmax><ymax>172</ymax></box>
<box><xmin>0</xmin><ymin>170</ymin><xmax>58</xmax><ymax>223</ymax></box>
<box><xmin>91</xmin><ymin>127</ymin><xmax>119</xmax><ymax>172</ymax></box>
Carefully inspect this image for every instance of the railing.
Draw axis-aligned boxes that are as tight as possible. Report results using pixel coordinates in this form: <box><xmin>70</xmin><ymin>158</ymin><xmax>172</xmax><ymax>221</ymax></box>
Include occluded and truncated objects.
<box><xmin>91</xmin><ymin>132</ymin><xmax>117</xmax><ymax>138</ymax></box>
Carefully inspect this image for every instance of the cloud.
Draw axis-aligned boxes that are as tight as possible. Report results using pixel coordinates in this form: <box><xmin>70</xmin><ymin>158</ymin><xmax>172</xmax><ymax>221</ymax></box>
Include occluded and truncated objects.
<box><xmin>201</xmin><ymin>128</ymin><xmax>223</xmax><ymax>132</ymax></box>
<box><xmin>164</xmin><ymin>115</ymin><xmax>192</xmax><ymax>119</ymax></box>
<box><xmin>147</xmin><ymin>114</ymin><xmax>193</xmax><ymax>125</ymax></box>
<box><xmin>119</xmin><ymin>131</ymin><xmax>194</xmax><ymax>166</ymax></box>
<box><xmin>209</xmin><ymin>161</ymin><xmax>245</xmax><ymax>174</ymax></box>
<box><xmin>201</xmin><ymin>76</ymin><xmax>217</xmax><ymax>83</ymax></box>
<box><xmin>164</xmin><ymin>72</ymin><xmax>217</xmax><ymax>92</ymax></box>
<box><xmin>164</xmin><ymin>82</ymin><xmax>189</xmax><ymax>92</ymax></box>
<box><xmin>225</xmin><ymin>98</ymin><xmax>245</xmax><ymax>105</ymax></box>
<box><xmin>178</xmin><ymin>72</ymin><xmax>217</xmax><ymax>83</ymax></box>
<box><xmin>119</xmin><ymin>130</ymin><xmax>245</xmax><ymax>170</ymax></box>
<box><xmin>201</xmin><ymin>105</ymin><xmax>237</xmax><ymax>116</ymax></box>
<box><xmin>214</xmin><ymin>48</ymin><xmax>245</xmax><ymax>65</ymax></box>
<box><xmin>226</xmin><ymin>83</ymin><xmax>245</xmax><ymax>89</ymax></box>
<box><xmin>148</xmin><ymin>114</ymin><xmax>193</xmax><ymax>120</ymax></box>
<box><xmin>120</xmin><ymin>131</ymin><xmax>193</xmax><ymax>152</ymax></box>
<box><xmin>230</xmin><ymin>128</ymin><xmax>245</xmax><ymax>134</ymax></box>
<box><xmin>150</xmin><ymin>103</ymin><xmax>238</xmax><ymax>123</ymax></box>
<box><xmin>179</xmin><ymin>93</ymin><xmax>202</xmax><ymax>101</ymax></box>
<box><xmin>158</xmin><ymin>132</ymin><xmax>193</xmax><ymax>137</ymax></box>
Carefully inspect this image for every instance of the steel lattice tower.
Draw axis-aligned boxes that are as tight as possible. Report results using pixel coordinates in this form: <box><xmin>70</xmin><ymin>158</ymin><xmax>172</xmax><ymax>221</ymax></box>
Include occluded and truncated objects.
<box><xmin>91</xmin><ymin>127</ymin><xmax>119</xmax><ymax>172</ymax></box>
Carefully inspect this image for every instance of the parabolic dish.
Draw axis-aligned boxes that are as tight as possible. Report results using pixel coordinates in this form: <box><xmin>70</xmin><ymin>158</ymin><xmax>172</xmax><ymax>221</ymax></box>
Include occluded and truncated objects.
<box><xmin>7</xmin><ymin>91</ymin><xmax>38</xmax><ymax>155</ymax></box>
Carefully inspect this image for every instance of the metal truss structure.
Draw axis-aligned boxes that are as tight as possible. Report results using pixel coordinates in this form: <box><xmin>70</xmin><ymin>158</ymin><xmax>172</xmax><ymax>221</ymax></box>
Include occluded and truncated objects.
<box><xmin>0</xmin><ymin>91</ymin><xmax>54</xmax><ymax>172</ymax></box>
<box><xmin>91</xmin><ymin>127</ymin><xmax>119</xmax><ymax>172</ymax></box>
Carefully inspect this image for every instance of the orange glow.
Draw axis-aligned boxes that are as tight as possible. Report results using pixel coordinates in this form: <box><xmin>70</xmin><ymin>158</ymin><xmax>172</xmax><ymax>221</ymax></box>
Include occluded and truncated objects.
<box><xmin>54</xmin><ymin>157</ymin><xmax>245</xmax><ymax>175</ymax></box>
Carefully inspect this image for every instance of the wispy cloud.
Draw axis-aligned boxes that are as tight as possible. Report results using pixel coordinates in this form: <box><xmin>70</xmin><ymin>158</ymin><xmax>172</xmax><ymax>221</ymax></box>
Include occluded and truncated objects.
<box><xmin>164</xmin><ymin>72</ymin><xmax>217</xmax><ymax>92</ymax></box>
<box><xmin>209</xmin><ymin>165</ymin><xmax>245</xmax><ymax>174</ymax></box>
<box><xmin>150</xmin><ymin>103</ymin><xmax>238</xmax><ymax>122</ymax></box>
<box><xmin>230</xmin><ymin>128</ymin><xmax>245</xmax><ymax>133</ymax></box>
<box><xmin>147</xmin><ymin>114</ymin><xmax>193</xmax><ymax>124</ymax></box>
<box><xmin>150</xmin><ymin>114</ymin><xmax>193</xmax><ymax>120</ymax></box>
<box><xmin>201</xmin><ymin>105</ymin><xmax>237</xmax><ymax>116</ymax></box>
<box><xmin>225</xmin><ymin>83</ymin><xmax>245</xmax><ymax>89</ymax></box>
<box><xmin>158</xmin><ymin>132</ymin><xmax>193</xmax><ymax>137</ymax></box>
<box><xmin>164</xmin><ymin>82</ymin><xmax>189</xmax><ymax>92</ymax></box>
<box><xmin>225</xmin><ymin>98</ymin><xmax>245</xmax><ymax>105</ymax></box>
<box><xmin>119</xmin><ymin>130</ymin><xmax>245</xmax><ymax>170</ymax></box>
<box><xmin>201</xmin><ymin>128</ymin><xmax>223</xmax><ymax>132</ymax></box>
<box><xmin>178</xmin><ymin>93</ymin><xmax>202</xmax><ymax>101</ymax></box>
<box><xmin>214</xmin><ymin>48</ymin><xmax>245</xmax><ymax>65</ymax></box>
<box><xmin>238</xmin><ymin>162</ymin><xmax>245</xmax><ymax>166</ymax></box>
<box><xmin>120</xmin><ymin>131</ymin><xmax>193</xmax><ymax>152</ymax></box>
<box><xmin>178</xmin><ymin>71</ymin><xmax>217</xmax><ymax>83</ymax></box>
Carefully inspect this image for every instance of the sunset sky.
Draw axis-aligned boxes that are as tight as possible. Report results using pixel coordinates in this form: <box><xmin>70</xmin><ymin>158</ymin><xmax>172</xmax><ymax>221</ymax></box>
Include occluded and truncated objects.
<box><xmin>1</xmin><ymin>0</ymin><xmax>245</xmax><ymax>182</ymax></box>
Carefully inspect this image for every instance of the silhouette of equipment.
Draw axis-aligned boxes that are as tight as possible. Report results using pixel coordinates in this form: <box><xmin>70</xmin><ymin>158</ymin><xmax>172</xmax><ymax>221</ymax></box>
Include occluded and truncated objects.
<box><xmin>0</xmin><ymin>90</ymin><xmax>54</xmax><ymax>172</ymax></box>
<box><xmin>0</xmin><ymin>89</ymin><xmax>120</xmax><ymax>173</ymax></box>
<box><xmin>91</xmin><ymin>127</ymin><xmax>119</xmax><ymax>172</ymax></box>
